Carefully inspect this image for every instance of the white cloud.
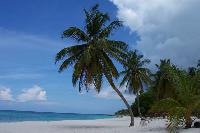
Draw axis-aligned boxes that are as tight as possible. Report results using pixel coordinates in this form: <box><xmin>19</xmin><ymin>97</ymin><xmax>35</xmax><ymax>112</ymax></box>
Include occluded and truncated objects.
<box><xmin>96</xmin><ymin>86</ymin><xmax>135</xmax><ymax>102</ymax></box>
<box><xmin>110</xmin><ymin>0</ymin><xmax>200</xmax><ymax>68</ymax></box>
<box><xmin>0</xmin><ymin>87</ymin><xmax>14</xmax><ymax>101</ymax></box>
<box><xmin>17</xmin><ymin>85</ymin><xmax>47</xmax><ymax>102</ymax></box>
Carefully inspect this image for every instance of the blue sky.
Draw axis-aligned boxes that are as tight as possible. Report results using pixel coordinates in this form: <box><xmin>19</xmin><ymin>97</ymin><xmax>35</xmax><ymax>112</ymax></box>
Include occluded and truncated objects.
<box><xmin>0</xmin><ymin>0</ymin><xmax>138</xmax><ymax>114</ymax></box>
<box><xmin>1</xmin><ymin>0</ymin><xmax>199</xmax><ymax>114</ymax></box>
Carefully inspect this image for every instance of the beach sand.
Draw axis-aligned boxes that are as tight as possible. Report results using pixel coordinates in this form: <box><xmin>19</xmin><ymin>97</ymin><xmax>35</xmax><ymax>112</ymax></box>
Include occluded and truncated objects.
<box><xmin>0</xmin><ymin>117</ymin><xmax>199</xmax><ymax>133</ymax></box>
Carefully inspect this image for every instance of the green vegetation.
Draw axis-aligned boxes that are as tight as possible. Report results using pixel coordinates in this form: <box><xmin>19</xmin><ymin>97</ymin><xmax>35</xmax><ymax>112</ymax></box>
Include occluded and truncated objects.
<box><xmin>56</xmin><ymin>4</ymin><xmax>200</xmax><ymax>129</ymax></box>
<box><xmin>131</xmin><ymin>89</ymin><xmax>156</xmax><ymax>116</ymax></box>
<box><xmin>115</xmin><ymin>88</ymin><xmax>156</xmax><ymax>117</ymax></box>
<box><xmin>150</xmin><ymin>62</ymin><xmax>200</xmax><ymax>130</ymax></box>
<box><xmin>116</xmin><ymin>59</ymin><xmax>200</xmax><ymax>130</ymax></box>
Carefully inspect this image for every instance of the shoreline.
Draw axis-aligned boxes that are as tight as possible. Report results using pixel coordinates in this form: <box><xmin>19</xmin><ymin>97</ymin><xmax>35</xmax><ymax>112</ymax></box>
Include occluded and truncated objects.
<box><xmin>0</xmin><ymin>110</ymin><xmax>114</xmax><ymax>122</ymax></box>
<box><xmin>0</xmin><ymin>117</ymin><xmax>117</xmax><ymax>123</ymax></box>
<box><xmin>0</xmin><ymin>117</ymin><xmax>199</xmax><ymax>133</ymax></box>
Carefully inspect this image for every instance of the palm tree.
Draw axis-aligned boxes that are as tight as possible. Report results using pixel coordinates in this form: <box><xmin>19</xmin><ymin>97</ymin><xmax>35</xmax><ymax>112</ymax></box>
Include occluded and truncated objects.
<box><xmin>153</xmin><ymin>59</ymin><xmax>178</xmax><ymax>100</ymax></box>
<box><xmin>120</xmin><ymin>50</ymin><xmax>151</xmax><ymax>118</ymax></box>
<box><xmin>188</xmin><ymin>67</ymin><xmax>196</xmax><ymax>76</ymax></box>
<box><xmin>55</xmin><ymin>4</ymin><xmax>134</xmax><ymax>126</ymax></box>
<box><xmin>197</xmin><ymin>59</ymin><xmax>200</xmax><ymax>68</ymax></box>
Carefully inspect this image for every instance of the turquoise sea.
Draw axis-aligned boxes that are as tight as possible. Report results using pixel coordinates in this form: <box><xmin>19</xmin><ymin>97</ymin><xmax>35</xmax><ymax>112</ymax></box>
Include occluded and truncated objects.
<box><xmin>0</xmin><ymin>110</ymin><xmax>114</xmax><ymax>122</ymax></box>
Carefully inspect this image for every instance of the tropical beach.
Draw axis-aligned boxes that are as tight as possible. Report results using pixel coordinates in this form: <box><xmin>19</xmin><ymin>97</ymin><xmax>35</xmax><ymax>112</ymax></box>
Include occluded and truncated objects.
<box><xmin>1</xmin><ymin>0</ymin><xmax>200</xmax><ymax>133</ymax></box>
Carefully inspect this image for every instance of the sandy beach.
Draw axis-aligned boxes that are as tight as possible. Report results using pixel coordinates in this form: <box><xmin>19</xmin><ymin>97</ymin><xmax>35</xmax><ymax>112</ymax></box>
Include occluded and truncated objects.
<box><xmin>0</xmin><ymin>117</ymin><xmax>199</xmax><ymax>133</ymax></box>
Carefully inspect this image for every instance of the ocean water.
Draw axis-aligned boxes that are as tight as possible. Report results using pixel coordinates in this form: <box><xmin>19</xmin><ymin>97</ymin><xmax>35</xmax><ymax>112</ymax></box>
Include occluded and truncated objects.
<box><xmin>0</xmin><ymin>110</ymin><xmax>114</xmax><ymax>122</ymax></box>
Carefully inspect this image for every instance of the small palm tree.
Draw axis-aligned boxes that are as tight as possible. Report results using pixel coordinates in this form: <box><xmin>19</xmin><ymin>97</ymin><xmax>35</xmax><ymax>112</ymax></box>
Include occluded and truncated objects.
<box><xmin>150</xmin><ymin>95</ymin><xmax>200</xmax><ymax>130</ymax></box>
<box><xmin>55</xmin><ymin>4</ymin><xmax>134</xmax><ymax>126</ymax></box>
<box><xmin>153</xmin><ymin>59</ymin><xmax>178</xmax><ymax>100</ymax></box>
<box><xmin>197</xmin><ymin>59</ymin><xmax>200</xmax><ymax>68</ymax></box>
<box><xmin>120</xmin><ymin>50</ymin><xmax>151</xmax><ymax>118</ymax></box>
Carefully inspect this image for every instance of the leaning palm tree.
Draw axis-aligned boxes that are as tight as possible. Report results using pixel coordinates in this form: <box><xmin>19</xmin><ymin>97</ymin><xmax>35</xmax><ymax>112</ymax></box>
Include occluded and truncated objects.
<box><xmin>120</xmin><ymin>50</ymin><xmax>151</xmax><ymax>118</ymax></box>
<box><xmin>55</xmin><ymin>4</ymin><xmax>134</xmax><ymax>126</ymax></box>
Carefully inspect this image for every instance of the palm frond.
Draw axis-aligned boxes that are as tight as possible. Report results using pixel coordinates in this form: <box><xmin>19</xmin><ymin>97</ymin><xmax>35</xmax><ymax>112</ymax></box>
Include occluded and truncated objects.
<box><xmin>149</xmin><ymin>98</ymin><xmax>181</xmax><ymax>113</ymax></box>
<box><xmin>94</xmin><ymin>73</ymin><xmax>103</xmax><ymax>93</ymax></box>
<box><xmin>58</xmin><ymin>55</ymin><xmax>78</xmax><ymax>72</ymax></box>
<box><xmin>120</xmin><ymin>73</ymin><xmax>129</xmax><ymax>87</ymax></box>
<box><xmin>62</xmin><ymin>27</ymin><xmax>89</xmax><ymax>42</ymax></box>
<box><xmin>84</xmin><ymin>4</ymin><xmax>110</xmax><ymax>37</ymax></box>
<box><xmin>105</xmin><ymin>40</ymin><xmax>128</xmax><ymax>63</ymax></box>
<box><xmin>55</xmin><ymin>44</ymin><xmax>87</xmax><ymax>63</ymax></box>
<box><xmin>100</xmin><ymin>50</ymin><xmax>119</xmax><ymax>78</ymax></box>
<box><xmin>119</xmin><ymin>50</ymin><xmax>151</xmax><ymax>94</ymax></box>
<box><xmin>99</xmin><ymin>20</ymin><xmax>122</xmax><ymax>38</ymax></box>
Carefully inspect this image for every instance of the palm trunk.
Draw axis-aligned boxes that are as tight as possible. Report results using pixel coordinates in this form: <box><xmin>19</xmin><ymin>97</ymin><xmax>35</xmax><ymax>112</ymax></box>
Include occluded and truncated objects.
<box><xmin>185</xmin><ymin>112</ymin><xmax>192</xmax><ymax>128</ymax></box>
<box><xmin>185</xmin><ymin>117</ymin><xmax>192</xmax><ymax>128</ymax></box>
<box><xmin>136</xmin><ymin>92</ymin><xmax>142</xmax><ymax>118</ymax></box>
<box><xmin>105</xmin><ymin>75</ymin><xmax>134</xmax><ymax>126</ymax></box>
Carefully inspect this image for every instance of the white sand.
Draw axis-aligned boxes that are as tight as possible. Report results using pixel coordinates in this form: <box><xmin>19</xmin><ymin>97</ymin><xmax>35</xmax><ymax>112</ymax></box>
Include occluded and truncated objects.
<box><xmin>0</xmin><ymin>117</ymin><xmax>199</xmax><ymax>133</ymax></box>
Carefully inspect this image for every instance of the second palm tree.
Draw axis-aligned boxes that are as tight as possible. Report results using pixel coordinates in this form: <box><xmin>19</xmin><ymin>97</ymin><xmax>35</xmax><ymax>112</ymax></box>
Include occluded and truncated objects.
<box><xmin>120</xmin><ymin>50</ymin><xmax>151</xmax><ymax>118</ymax></box>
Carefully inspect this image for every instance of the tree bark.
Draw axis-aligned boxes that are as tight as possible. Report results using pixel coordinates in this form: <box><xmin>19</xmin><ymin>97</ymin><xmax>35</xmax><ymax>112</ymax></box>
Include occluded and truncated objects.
<box><xmin>185</xmin><ymin>118</ymin><xmax>192</xmax><ymax>128</ymax></box>
<box><xmin>137</xmin><ymin>92</ymin><xmax>142</xmax><ymax>118</ymax></box>
<box><xmin>105</xmin><ymin>75</ymin><xmax>134</xmax><ymax>126</ymax></box>
<box><xmin>185</xmin><ymin>112</ymin><xmax>192</xmax><ymax>128</ymax></box>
